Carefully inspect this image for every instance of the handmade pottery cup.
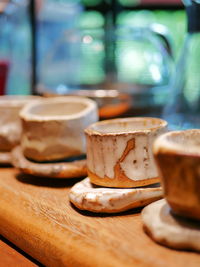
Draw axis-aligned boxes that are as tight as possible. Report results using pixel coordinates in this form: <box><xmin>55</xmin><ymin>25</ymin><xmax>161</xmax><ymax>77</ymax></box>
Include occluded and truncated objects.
<box><xmin>153</xmin><ymin>129</ymin><xmax>200</xmax><ymax>221</ymax></box>
<box><xmin>0</xmin><ymin>95</ymin><xmax>41</xmax><ymax>152</ymax></box>
<box><xmin>20</xmin><ymin>96</ymin><xmax>98</xmax><ymax>162</ymax></box>
<box><xmin>85</xmin><ymin>117</ymin><xmax>167</xmax><ymax>188</ymax></box>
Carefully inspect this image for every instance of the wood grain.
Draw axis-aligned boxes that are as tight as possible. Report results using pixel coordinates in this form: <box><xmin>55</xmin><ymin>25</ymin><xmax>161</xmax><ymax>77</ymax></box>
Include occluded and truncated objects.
<box><xmin>0</xmin><ymin>168</ymin><xmax>200</xmax><ymax>267</ymax></box>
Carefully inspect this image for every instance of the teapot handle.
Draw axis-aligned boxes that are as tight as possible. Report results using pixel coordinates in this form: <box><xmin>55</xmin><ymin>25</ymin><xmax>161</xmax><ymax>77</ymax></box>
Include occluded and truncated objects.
<box><xmin>149</xmin><ymin>23</ymin><xmax>174</xmax><ymax>58</ymax></box>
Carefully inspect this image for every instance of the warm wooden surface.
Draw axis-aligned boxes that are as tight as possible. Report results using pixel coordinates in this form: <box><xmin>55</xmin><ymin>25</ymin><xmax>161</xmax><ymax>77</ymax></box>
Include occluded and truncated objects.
<box><xmin>0</xmin><ymin>236</ymin><xmax>40</xmax><ymax>267</ymax></box>
<box><xmin>0</xmin><ymin>168</ymin><xmax>200</xmax><ymax>267</ymax></box>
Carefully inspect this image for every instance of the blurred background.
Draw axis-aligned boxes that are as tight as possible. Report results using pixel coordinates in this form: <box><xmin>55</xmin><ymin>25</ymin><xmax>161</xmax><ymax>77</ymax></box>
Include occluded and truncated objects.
<box><xmin>0</xmin><ymin>0</ymin><xmax>186</xmax><ymax>118</ymax></box>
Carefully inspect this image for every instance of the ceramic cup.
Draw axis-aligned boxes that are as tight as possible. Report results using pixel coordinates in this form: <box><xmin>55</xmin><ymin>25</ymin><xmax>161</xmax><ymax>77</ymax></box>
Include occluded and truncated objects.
<box><xmin>0</xmin><ymin>95</ymin><xmax>41</xmax><ymax>152</ymax></box>
<box><xmin>153</xmin><ymin>129</ymin><xmax>200</xmax><ymax>221</ymax></box>
<box><xmin>85</xmin><ymin>117</ymin><xmax>167</xmax><ymax>188</ymax></box>
<box><xmin>20</xmin><ymin>96</ymin><xmax>98</xmax><ymax>162</ymax></box>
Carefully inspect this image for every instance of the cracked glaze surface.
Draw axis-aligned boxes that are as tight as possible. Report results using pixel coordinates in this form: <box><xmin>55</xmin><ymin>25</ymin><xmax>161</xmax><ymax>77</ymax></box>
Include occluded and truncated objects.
<box><xmin>85</xmin><ymin>117</ymin><xmax>167</xmax><ymax>187</ymax></box>
<box><xmin>69</xmin><ymin>177</ymin><xmax>162</xmax><ymax>213</ymax></box>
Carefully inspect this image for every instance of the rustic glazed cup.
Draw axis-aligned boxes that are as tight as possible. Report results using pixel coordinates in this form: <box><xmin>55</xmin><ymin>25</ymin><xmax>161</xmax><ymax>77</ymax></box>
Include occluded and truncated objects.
<box><xmin>153</xmin><ymin>129</ymin><xmax>200</xmax><ymax>221</ymax></box>
<box><xmin>85</xmin><ymin>117</ymin><xmax>167</xmax><ymax>188</ymax></box>
<box><xmin>0</xmin><ymin>95</ymin><xmax>41</xmax><ymax>152</ymax></box>
<box><xmin>20</xmin><ymin>96</ymin><xmax>98</xmax><ymax>162</ymax></box>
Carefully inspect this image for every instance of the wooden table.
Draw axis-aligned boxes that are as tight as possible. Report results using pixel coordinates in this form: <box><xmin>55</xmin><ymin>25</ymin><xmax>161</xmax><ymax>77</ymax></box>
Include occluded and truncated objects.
<box><xmin>0</xmin><ymin>167</ymin><xmax>200</xmax><ymax>267</ymax></box>
<box><xmin>0</xmin><ymin>235</ymin><xmax>41</xmax><ymax>267</ymax></box>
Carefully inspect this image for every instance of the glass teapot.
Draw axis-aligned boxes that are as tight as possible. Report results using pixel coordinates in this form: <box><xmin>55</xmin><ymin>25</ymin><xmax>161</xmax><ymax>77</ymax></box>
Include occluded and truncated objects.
<box><xmin>110</xmin><ymin>24</ymin><xmax>173</xmax><ymax>116</ymax></box>
<box><xmin>163</xmin><ymin>0</ymin><xmax>200</xmax><ymax>129</ymax></box>
<box><xmin>37</xmin><ymin>21</ymin><xmax>173</xmax><ymax>117</ymax></box>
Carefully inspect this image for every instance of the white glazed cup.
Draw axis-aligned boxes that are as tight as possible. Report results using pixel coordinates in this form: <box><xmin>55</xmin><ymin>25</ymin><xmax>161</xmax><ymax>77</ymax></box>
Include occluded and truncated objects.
<box><xmin>0</xmin><ymin>95</ymin><xmax>41</xmax><ymax>152</ymax></box>
<box><xmin>85</xmin><ymin>117</ymin><xmax>167</xmax><ymax>188</ymax></box>
<box><xmin>20</xmin><ymin>96</ymin><xmax>98</xmax><ymax>162</ymax></box>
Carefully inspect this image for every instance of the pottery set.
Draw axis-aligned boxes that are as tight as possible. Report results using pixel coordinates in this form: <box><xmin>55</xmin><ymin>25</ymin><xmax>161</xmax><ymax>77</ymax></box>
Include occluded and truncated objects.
<box><xmin>1</xmin><ymin>94</ymin><xmax>200</xmax><ymax>253</ymax></box>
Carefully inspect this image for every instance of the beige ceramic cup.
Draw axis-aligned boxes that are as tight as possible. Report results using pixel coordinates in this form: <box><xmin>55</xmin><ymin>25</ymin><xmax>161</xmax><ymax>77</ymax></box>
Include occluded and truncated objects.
<box><xmin>153</xmin><ymin>129</ymin><xmax>200</xmax><ymax>221</ymax></box>
<box><xmin>20</xmin><ymin>96</ymin><xmax>98</xmax><ymax>162</ymax></box>
<box><xmin>85</xmin><ymin>117</ymin><xmax>167</xmax><ymax>188</ymax></box>
<box><xmin>0</xmin><ymin>95</ymin><xmax>41</xmax><ymax>152</ymax></box>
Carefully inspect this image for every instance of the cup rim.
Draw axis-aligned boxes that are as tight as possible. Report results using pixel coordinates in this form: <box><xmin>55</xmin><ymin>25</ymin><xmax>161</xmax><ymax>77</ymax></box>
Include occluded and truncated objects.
<box><xmin>20</xmin><ymin>96</ymin><xmax>97</xmax><ymax>122</ymax></box>
<box><xmin>85</xmin><ymin>117</ymin><xmax>167</xmax><ymax>136</ymax></box>
<box><xmin>153</xmin><ymin>129</ymin><xmax>200</xmax><ymax>157</ymax></box>
<box><xmin>0</xmin><ymin>95</ymin><xmax>41</xmax><ymax>107</ymax></box>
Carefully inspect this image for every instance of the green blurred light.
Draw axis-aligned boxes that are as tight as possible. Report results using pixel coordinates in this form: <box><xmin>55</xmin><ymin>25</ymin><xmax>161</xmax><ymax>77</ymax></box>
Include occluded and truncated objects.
<box><xmin>79</xmin><ymin>11</ymin><xmax>105</xmax><ymax>28</ymax></box>
<box><xmin>117</xmin><ymin>9</ymin><xmax>186</xmax><ymax>59</ymax></box>
<box><xmin>117</xmin><ymin>10</ymin><xmax>156</xmax><ymax>27</ymax></box>
<box><xmin>81</xmin><ymin>0</ymin><xmax>102</xmax><ymax>7</ymax></box>
<box><xmin>79</xmin><ymin>29</ymin><xmax>105</xmax><ymax>84</ymax></box>
<box><xmin>154</xmin><ymin>10</ymin><xmax>186</xmax><ymax>58</ymax></box>
<box><xmin>78</xmin><ymin>9</ymin><xmax>186</xmax><ymax>86</ymax></box>
<box><xmin>118</xmin><ymin>0</ymin><xmax>140</xmax><ymax>7</ymax></box>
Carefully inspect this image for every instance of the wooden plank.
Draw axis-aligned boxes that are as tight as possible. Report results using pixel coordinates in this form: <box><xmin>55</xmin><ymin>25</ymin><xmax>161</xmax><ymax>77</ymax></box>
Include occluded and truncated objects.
<box><xmin>0</xmin><ymin>168</ymin><xmax>199</xmax><ymax>267</ymax></box>
<box><xmin>0</xmin><ymin>236</ymin><xmax>39</xmax><ymax>267</ymax></box>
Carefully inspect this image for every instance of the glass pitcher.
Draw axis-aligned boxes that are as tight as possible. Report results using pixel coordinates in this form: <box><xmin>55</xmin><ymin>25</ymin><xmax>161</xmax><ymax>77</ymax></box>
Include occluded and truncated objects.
<box><xmin>113</xmin><ymin>25</ymin><xmax>173</xmax><ymax>116</ymax></box>
<box><xmin>37</xmin><ymin>22</ymin><xmax>173</xmax><ymax>117</ymax></box>
<box><xmin>163</xmin><ymin>0</ymin><xmax>200</xmax><ymax>129</ymax></box>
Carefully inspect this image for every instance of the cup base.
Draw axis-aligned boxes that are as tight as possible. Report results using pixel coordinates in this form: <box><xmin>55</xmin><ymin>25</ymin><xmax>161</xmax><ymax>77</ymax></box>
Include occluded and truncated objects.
<box><xmin>142</xmin><ymin>199</ymin><xmax>200</xmax><ymax>252</ymax></box>
<box><xmin>0</xmin><ymin>151</ymin><xmax>12</xmax><ymax>166</ymax></box>
<box><xmin>88</xmin><ymin>170</ymin><xmax>160</xmax><ymax>188</ymax></box>
<box><xmin>69</xmin><ymin>177</ymin><xmax>162</xmax><ymax>213</ymax></box>
<box><xmin>169</xmin><ymin>201</ymin><xmax>200</xmax><ymax>222</ymax></box>
<box><xmin>11</xmin><ymin>146</ymin><xmax>87</xmax><ymax>179</ymax></box>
